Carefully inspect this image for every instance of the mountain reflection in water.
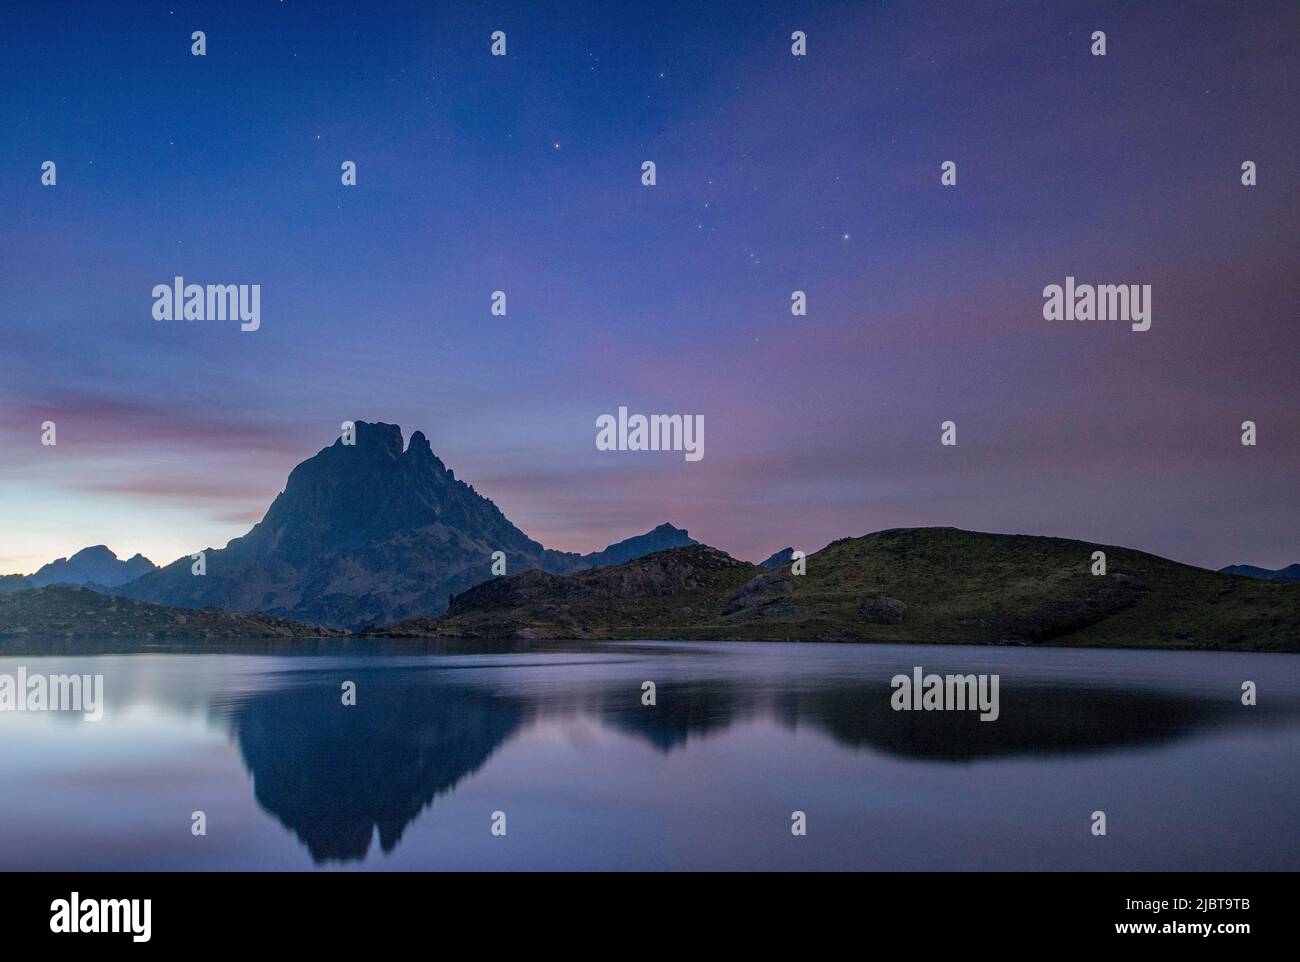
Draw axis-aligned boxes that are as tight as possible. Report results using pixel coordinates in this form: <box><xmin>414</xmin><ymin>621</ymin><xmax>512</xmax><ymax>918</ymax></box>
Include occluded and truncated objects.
<box><xmin>3</xmin><ymin>640</ymin><xmax>1298</xmax><ymax>870</ymax></box>
<box><xmin>214</xmin><ymin>644</ymin><xmax>1295</xmax><ymax>863</ymax></box>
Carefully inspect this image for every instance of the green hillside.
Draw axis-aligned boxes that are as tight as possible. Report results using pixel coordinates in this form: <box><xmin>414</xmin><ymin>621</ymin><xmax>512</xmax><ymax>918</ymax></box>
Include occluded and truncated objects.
<box><xmin>377</xmin><ymin>528</ymin><xmax>1300</xmax><ymax>652</ymax></box>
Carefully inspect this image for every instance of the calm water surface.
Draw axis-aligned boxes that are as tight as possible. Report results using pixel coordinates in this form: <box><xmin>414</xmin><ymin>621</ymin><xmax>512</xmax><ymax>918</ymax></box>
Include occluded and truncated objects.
<box><xmin>1</xmin><ymin>639</ymin><xmax>1297</xmax><ymax>870</ymax></box>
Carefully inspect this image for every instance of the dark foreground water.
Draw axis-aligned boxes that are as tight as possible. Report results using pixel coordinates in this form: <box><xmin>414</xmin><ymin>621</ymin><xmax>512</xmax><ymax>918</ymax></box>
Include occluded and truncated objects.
<box><xmin>1</xmin><ymin>639</ymin><xmax>1297</xmax><ymax>870</ymax></box>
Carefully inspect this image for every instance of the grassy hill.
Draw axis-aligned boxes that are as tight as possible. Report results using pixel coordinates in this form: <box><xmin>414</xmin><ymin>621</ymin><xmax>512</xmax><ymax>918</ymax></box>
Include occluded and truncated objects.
<box><xmin>0</xmin><ymin>586</ymin><xmax>345</xmax><ymax>641</ymax></box>
<box><xmin>376</xmin><ymin>528</ymin><xmax>1300</xmax><ymax>652</ymax></box>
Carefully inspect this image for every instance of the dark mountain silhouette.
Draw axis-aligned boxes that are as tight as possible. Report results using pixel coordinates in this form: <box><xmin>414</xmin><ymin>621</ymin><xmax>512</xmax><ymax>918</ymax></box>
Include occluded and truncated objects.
<box><xmin>1219</xmin><ymin>563</ymin><xmax>1300</xmax><ymax>583</ymax></box>
<box><xmin>118</xmin><ymin>421</ymin><xmax>693</xmax><ymax>629</ymax></box>
<box><xmin>25</xmin><ymin>545</ymin><xmax>156</xmax><ymax>589</ymax></box>
<box><xmin>579</xmin><ymin>522</ymin><xmax>696</xmax><ymax>568</ymax></box>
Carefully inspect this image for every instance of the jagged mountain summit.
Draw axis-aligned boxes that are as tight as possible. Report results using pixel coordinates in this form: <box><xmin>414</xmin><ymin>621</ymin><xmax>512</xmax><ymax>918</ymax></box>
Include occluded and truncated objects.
<box><xmin>27</xmin><ymin>545</ymin><xmax>157</xmax><ymax>589</ymax></box>
<box><xmin>119</xmin><ymin>421</ymin><xmax>694</xmax><ymax>629</ymax></box>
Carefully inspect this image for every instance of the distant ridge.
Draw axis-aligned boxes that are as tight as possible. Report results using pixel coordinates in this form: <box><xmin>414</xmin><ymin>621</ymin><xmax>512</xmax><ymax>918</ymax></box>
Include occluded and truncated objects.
<box><xmin>9</xmin><ymin>545</ymin><xmax>158</xmax><ymax>590</ymax></box>
<box><xmin>1219</xmin><ymin>563</ymin><xmax>1300</xmax><ymax>583</ymax></box>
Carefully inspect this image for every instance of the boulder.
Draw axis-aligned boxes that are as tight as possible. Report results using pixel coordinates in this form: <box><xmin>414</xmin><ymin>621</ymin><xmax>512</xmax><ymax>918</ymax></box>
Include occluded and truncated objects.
<box><xmin>859</xmin><ymin>595</ymin><xmax>907</xmax><ymax>625</ymax></box>
<box><xmin>725</xmin><ymin>570</ymin><xmax>794</xmax><ymax>614</ymax></box>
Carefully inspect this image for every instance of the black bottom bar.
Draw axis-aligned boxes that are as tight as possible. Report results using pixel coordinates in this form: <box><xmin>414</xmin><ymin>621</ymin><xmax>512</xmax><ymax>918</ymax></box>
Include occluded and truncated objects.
<box><xmin>1</xmin><ymin>871</ymin><xmax>1283</xmax><ymax>948</ymax></box>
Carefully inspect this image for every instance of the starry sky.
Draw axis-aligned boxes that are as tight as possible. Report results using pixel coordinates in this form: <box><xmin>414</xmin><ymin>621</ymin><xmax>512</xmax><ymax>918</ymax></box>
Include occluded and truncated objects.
<box><xmin>1</xmin><ymin>0</ymin><xmax>1297</xmax><ymax>576</ymax></box>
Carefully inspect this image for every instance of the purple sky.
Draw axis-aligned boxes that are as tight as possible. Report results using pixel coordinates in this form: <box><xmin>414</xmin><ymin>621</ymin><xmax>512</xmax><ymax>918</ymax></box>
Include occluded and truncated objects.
<box><xmin>2</xmin><ymin>0</ymin><xmax>1297</xmax><ymax>575</ymax></box>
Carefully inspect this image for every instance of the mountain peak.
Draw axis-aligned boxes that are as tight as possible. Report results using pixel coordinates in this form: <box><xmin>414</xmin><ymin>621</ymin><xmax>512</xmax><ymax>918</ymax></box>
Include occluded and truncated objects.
<box><xmin>406</xmin><ymin>430</ymin><xmax>432</xmax><ymax>456</ymax></box>
<box><xmin>581</xmin><ymin>523</ymin><xmax>698</xmax><ymax>568</ymax></box>
<box><xmin>122</xmin><ymin>421</ymin><xmax>561</xmax><ymax>626</ymax></box>
<box><xmin>650</xmin><ymin>522</ymin><xmax>687</xmax><ymax>535</ymax></box>
<box><xmin>119</xmin><ymin>423</ymin><xmax>712</xmax><ymax>628</ymax></box>
<box><xmin>404</xmin><ymin>429</ymin><xmax>449</xmax><ymax>473</ymax></box>
<box><xmin>28</xmin><ymin>545</ymin><xmax>156</xmax><ymax>588</ymax></box>
<box><xmin>336</xmin><ymin>420</ymin><xmax>404</xmax><ymax>458</ymax></box>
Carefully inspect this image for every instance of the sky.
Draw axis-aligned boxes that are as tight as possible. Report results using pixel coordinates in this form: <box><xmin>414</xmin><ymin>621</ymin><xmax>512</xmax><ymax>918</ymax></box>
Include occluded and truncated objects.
<box><xmin>1</xmin><ymin>0</ymin><xmax>1297</xmax><ymax>575</ymax></box>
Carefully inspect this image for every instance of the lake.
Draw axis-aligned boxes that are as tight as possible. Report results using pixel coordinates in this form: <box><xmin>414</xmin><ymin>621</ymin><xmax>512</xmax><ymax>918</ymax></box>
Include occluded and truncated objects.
<box><xmin>1</xmin><ymin>639</ymin><xmax>1297</xmax><ymax>870</ymax></box>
